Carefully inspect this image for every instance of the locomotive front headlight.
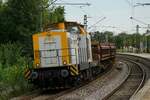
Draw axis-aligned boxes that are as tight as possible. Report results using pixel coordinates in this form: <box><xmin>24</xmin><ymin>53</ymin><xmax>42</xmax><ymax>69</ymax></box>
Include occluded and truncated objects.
<box><xmin>36</xmin><ymin>63</ymin><xmax>39</xmax><ymax>67</ymax></box>
<box><xmin>63</xmin><ymin>60</ymin><xmax>67</xmax><ymax>65</ymax></box>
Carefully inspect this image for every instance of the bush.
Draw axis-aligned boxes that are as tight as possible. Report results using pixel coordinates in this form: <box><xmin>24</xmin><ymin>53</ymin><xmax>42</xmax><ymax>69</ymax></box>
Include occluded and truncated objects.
<box><xmin>0</xmin><ymin>43</ymin><xmax>32</xmax><ymax>99</ymax></box>
<box><xmin>0</xmin><ymin>42</ymin><xmax>23</xmax><ymax>67</ymax></box>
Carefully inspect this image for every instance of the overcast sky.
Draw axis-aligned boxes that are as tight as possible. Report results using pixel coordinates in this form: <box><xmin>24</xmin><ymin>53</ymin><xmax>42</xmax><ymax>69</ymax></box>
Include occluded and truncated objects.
<box><xmin>56</xmin><ymin>0</ymin><xmax>150</xmax><ymax>34</ymax></box>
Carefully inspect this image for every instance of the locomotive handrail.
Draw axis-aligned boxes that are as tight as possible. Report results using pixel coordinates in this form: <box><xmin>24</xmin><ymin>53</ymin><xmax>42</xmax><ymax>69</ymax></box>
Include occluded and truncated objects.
<box><xmin>35</xmin><ymin>48</ymin><xmax>78</xmax><ymax>65</ymax></box>
<box><xmin>37</xmin><ymin>48</ymin><xmax>76</xmax><ymax>51</ymax></box>
<box><xmin>37</xmin><ymin>48</ymin><xmax>77</xmax><ymax>57</ymax></box>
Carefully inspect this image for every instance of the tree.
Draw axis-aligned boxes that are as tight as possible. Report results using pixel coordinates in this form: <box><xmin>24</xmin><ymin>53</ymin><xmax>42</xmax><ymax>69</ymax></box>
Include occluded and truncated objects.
<box><xmin>92</xmin><ymin>31</ymin><xmax>114</xmax><ymax>43</ymax></box>
<box><xmin>103</xmin><ymin>31</ymin><xmax>114</xmax><ymax>42</ymax></box>
<box><xmin>43</xmin><ymin>6</ymin><xmax>65</xmax><ymax>27</ymax></box>
<box><xmin>91</xmin><ymin>31</ymin><xmax>105</xmax><ymax>42</ymax></box>
<box><xmin>114</xmin><ymin>32</ymin><xmax>127</xmax><ymax>49</ymax></box>
<box><xmin>0</xmin><ymin>0</ymin><xmax>65</xmax><ymax>42</ymax></box>
<box><xmin>0</xmin><ymin>0</ymin><xmax>40</xmax><ymax>43</ymax></box>
<box><xmin>114</xmin><ymin>35</ymin><xmax>123</xmax><ymax>49</ymax></box>
<box><xmin>0</xmin><ymin>0</ymin><xmax>65</xmax><ymax>55</ymax></box>
<box><xmin>49</xmin><ymin>6</ymin><xmax>65</xmax><ymax>23</ymax></box>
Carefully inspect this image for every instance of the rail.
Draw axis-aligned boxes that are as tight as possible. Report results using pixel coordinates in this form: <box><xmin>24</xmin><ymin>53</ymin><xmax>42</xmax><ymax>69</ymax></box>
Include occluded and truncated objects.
<box><xmin>123</xmin><ymin>58</ymin><xmax>146</xmax><ymax>96</ymax></box>
<box><xmin>102</xmin><ymin>60</ymin><xmax>131</xmax><ymax>100</ymax></box>
<box><xmin>103</xmin><ymin>55</ymin><xmax>146</xmax><ymax>100</ymax></box>
<box><xmin>117</xmin><ymin>54</ymin><xmax>147</xmax><ymax>96</ymax></box>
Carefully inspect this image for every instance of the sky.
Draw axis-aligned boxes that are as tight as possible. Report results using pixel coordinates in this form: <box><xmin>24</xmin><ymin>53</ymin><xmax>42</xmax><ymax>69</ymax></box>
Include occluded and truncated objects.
<box><xmin>56</xmin><ymin>0</ymin><xmax>150</xmax><ymax>34</ymax></box>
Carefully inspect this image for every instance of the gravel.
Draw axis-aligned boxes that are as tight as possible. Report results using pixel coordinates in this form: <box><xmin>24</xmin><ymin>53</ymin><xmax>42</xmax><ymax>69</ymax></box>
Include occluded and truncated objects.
<box><xmin>55</xmin><ymin>61</ymin><xmax>129</xmax><ymax>100</ymax></box>
<box><xmin>11</xmin><ymin>61</ymin><xmax>130</xmax><ymax>100</ymax></box>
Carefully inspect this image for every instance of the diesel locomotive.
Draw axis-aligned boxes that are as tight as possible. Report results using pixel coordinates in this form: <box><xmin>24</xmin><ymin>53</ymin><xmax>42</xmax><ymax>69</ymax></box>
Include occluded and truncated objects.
<box><xmin>24</xmin><ymin>22</ymin><xmax>116</xmax><ymax>87</ymax></box>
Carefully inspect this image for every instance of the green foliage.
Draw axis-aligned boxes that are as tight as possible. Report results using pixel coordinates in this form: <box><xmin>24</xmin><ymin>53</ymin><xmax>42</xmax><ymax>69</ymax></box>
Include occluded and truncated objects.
<box><xmin>0</xmin><ymin>43</ymin><xmax>22</xmax><ymax>67</ymax></box>
<box><xmin>0</xmin><ymin>0</ymin><xmax>65</xmax><ymax>56</ymax></box>
<box><xmin>42</xmin><ymin>6</ymin><xmax>65</xmax><ymax>29</ymax></box>
<box><xmin>0</xmin><ymin>43</ymin><xmax>31</xmax><ymax>99</ymax></box>
<box><xmin>0</xmin><ymin>0</ymin><xmax>65</xmax><ymax>43</ymax></box>
<box><xmin>114</xmin><ymin>32</ymin><xmax>142</xmax><ymax>49</ymax></box>
<box><xmin>48</xmin><ymin>6</ymin><xmax>65</xmax><ymax>24</ymax></box>
<box><xmin>0</xmin><ymin>62</ymin><xmax>26</xmax><ymax>87</ymax></box>
<box><xmin>0</xmin><ymin>1</ymin><xmax>65</xmax><ymax>98</ymax></box>
<box><xmin>92</xmin><ymin>31</ymin><xmax>148</xmax><ymax>52</ymax></box>
<box><xmin>91</xmin><ymin>31</ymin><xmax>114</xmax><ymax>43</ymax></box>
<box><xmin>114</xmin><ymin>32</ymin><xmax>127</xmax><ymax>49</ymax></box>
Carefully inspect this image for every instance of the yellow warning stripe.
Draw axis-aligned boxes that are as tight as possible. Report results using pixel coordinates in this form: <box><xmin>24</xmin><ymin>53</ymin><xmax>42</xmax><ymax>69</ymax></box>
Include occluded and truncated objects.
<box><xmin>25</xmin><ymin>71</ymin><xmax>30</xmax><ymax>78</ymax></box>
<box><xmin>72</xmin><ymin>65</ymin><xmax>78</xmax><ymax>71</ymax></box>
<box><xmin>70</xmin><ymin>67</ymin><xmax>78</xmax><ymax>75</ymax></box>
<box><xmin>70</xmin><ymin>72</ymin><xmax>75</xmax><ymax>76</ymax></box>
<box><xmin>25</xmin><ymin>70</ymin><xmax>31</xmax><ymax>79</ymax></box>
<box><xmin>70</xmin><ymin>65</ymin><xmax>79</xmax><ymax>76</ymax></box>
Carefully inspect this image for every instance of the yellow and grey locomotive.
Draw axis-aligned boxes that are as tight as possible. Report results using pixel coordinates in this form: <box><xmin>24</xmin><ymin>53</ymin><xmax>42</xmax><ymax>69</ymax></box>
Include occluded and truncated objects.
<box><xmin>25</xmin><ymin>22</ymin><xmax>116</xmax><ymax>87</ymax></box>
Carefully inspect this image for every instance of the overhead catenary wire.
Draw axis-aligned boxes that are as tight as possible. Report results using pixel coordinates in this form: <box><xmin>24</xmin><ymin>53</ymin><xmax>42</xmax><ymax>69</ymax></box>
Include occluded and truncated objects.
<box><xmin>124</xmin><ymin>0</ymin><xmax>136</xmax><ymax>33</ymax></box>
<box><xmin>59</xmin><ymin>0</ymin><xmax>91</xmax><ymax>15</ymax></box>
<box><xmin>134</xmin><ymin>3</ymin><xmax>150</xmax><ymax>7</ymax></box>
<box><xmin>130</xmin><ymin>16</ymin><xmax>150</xmax><ymax>31</ymax></box>
<box><xmin>93</xmin><ymin>25</ymin><xmax>127</xmax><ymax>32</ymax></box>
<box><xmin>124</xmin><ymin>0</ymin><xmax>132</xmax><ymax>6</ymax></box>
<box><xmin>88</xmin><ymin>17</ymin><xmax>106</xmax><ymax>29</ymax></box>
<box><xmin>54</xmin><ymin>2</ymin><xmax>91</xmax><ymax>6</ymax></box>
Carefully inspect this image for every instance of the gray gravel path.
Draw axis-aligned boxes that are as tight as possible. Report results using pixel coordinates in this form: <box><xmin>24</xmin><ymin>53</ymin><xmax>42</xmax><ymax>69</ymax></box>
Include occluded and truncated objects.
<box><xmin>55</xmin><ymin>61</ymin><xmax>129</xmax><ymax>100</ymax></box>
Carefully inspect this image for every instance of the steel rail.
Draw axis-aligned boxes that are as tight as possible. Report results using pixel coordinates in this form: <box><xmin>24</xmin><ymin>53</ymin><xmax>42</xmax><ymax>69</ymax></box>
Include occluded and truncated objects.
<box><xmin>124</xmin><ymin>58</ymin><xmax>146</xmax><ymax>96</ymax></box>
<box><xmin>102</xmin><ymin>60</ymin><xmax>131</xmax><ymax>100</ymax></box>
<box><xmin>103</xmin><ymin>56</ymin><xmax>146</xmax><ymax>100</ymax></box>
<box><xmin>12</xmin><ymin>63</ymin><xmax>114</xmax><ymax>100</ymax></box>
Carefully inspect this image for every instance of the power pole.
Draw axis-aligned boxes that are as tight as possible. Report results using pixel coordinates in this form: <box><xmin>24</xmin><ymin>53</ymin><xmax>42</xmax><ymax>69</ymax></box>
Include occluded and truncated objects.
<box><xmin>130</xmin><ymin>17</ymin><xmax>149</xmax><ymax>53</ymax></box>
<box><xmin>136</xmin><ymin>25</ymin><xmax>140</xmax><ymax>53</ymax></box>
<box><xmin>84</xmin><ymin>15</ymin><xmax>88</xmax><ymax>31</ymax></box>
<box><xmin>136</xmin><ymin>25</ymin><xmax>139</xmax><ymax>34</ymax></box>
<box><xmin>83</xmin><ymin>14</ymin><xmax>89</xmax><ymax>62</ymax></box>
<box><xmin>40</xmin><ymin>10</ymin><xmax>43</xmax><ymax>32</ymax></box>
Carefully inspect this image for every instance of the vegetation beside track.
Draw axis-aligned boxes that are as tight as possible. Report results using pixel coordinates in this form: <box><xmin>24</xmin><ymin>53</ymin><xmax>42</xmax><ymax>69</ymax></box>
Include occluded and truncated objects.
<box><xmin>0</xmin><ymin>0</ymin><xmax>66</xmax><ymax>99</ymax></box>
<box><xmin>0</xmin><ymin>43</ymin><xmax>33</xmax><ymax>100</ymax></box>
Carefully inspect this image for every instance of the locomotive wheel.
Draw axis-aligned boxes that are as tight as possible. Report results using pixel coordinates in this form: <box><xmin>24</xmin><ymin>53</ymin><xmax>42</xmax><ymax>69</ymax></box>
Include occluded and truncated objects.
<box><xmin>74</xmin><ymin>76</ymin><xmax>81</xmax><ymax>87</ymax></box>
<box><xmin>80</xmin><ymin>70</ymin><xmax>88</xmax><ymax>81</ymax></box>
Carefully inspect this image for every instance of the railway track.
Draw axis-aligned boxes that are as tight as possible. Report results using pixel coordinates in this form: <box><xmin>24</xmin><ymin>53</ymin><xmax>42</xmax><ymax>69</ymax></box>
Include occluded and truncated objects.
<box><xmin>118</xmin><ymin>54</ymin><xmax>150</xmax><ymax>80</ymax></box>
<box><xmin>12</xmin><ymin>63</ymin><xmax>113</xmax><ymax>100</ymax></box>
<box><xmin>105</xmin><ymin>55</ymin><xmax>146</xmax><ymax>100</ymax></box>
<box><xmin>12</xmin><ymin>55</ymin><xmax>150</xmax><ymax>100</ymax></box>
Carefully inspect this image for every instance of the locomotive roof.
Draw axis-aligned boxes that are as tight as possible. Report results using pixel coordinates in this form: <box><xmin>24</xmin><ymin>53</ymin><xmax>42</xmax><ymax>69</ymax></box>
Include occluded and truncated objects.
<box><xmin>44</xmin><ymin>21</ymin><xmax>84</xmax><ymax>30</ymax></box>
